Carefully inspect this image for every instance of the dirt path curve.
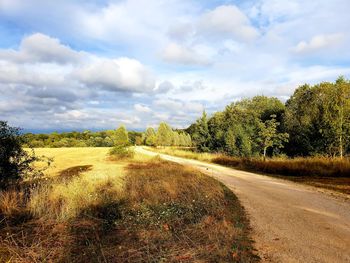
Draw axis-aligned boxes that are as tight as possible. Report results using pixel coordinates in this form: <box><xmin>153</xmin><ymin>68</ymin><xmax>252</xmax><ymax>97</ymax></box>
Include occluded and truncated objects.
<box><xmin>136</xmin><ymin>147</ymin><xmax>350</xmax><ymax>263</ymax></box>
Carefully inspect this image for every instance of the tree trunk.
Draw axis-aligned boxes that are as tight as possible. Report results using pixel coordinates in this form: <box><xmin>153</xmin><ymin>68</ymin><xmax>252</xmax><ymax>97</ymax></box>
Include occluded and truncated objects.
<box><xmin>263</xmin><ymin>147</ymin><xmax>267</xmax><ymax>161</ymax></box>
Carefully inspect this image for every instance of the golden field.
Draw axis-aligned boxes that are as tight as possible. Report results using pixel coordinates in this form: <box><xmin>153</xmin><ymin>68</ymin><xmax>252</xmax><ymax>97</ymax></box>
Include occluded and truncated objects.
<box><xmin>0</xmin><ymin>147</ymin><xmax>257</xmax><ymax>262</ymax></box>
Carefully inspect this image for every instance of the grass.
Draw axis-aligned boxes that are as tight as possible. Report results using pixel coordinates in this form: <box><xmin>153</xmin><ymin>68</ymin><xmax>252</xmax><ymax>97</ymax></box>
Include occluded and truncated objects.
<box><xmin>0</xmin><ymin>147</ymin><xmax>258</xmax><ymax>262</ymax></box>
<box><xmin>144</xmin><ymin>146</ymin><xmax>215</xmax><ymax>162</ymax></box>
<box><xmin>146</xmin><ymin>147</ymin><xmax>350</xmax><ymax>195</ymax></box>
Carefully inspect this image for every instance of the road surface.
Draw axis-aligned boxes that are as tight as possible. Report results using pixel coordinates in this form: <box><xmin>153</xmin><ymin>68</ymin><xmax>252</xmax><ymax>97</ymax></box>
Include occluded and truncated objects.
<box><xmin>136</xmin><ymin>147</ymin><xmax>350</xmax><ymax>263</ymax></box>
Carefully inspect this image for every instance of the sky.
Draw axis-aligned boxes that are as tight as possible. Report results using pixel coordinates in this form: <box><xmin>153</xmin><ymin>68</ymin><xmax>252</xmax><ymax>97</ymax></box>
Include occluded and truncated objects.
<box><xmin>0</xmin><ymin>0</ymin><xmax>350</xmax><ymax>132</ymax></box>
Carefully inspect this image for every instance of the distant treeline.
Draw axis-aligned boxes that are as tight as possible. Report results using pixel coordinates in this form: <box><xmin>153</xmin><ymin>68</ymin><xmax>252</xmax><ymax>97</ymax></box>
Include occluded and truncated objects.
<box><xmin>23</xmin><ymin>123</ymin><xmax>192</xmax><ymax>148</ymax></box>
<box><xmin>187</xmin><ymin>77</ymin><xmax>350</xmax><ymax>158</ymax></box>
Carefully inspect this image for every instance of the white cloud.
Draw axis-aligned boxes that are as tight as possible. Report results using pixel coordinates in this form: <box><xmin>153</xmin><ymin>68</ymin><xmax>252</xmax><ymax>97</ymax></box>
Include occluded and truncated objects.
<box><xmin>1</xmin><ymin>0</ymin><xmax>350</xmax><ymax>131</ymax></box>
<box><xmin>162</xmin><ymin>43</ymin><xmax>210</xmax><ymax>65</ymax></box>
<box><xmin>197</xmin><ymin>5</ymin><xmax>259</xmax><ymax>41</ymax></box>
<box><xmin>0</xmin><ymin>33</ymin><xmax>82</xmax><ymax>64</ymax></box>
<box><xmin>134</xmin><ymin>103</ymin><xmax>152</xmax><ymax>113</ymax></box>
<box><xmin>294</xmin><ymin>33</ymin><xmax>345</xmax><ymax>54</ymax></box>
<box><xmin>74</xmin><ymin>57</ymin><xmax>155</xmax><ymax>93</ymax></box>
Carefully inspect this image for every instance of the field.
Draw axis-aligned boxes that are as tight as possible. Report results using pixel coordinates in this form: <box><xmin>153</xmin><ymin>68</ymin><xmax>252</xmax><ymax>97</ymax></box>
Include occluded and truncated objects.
<box><xmin>0</xmin><ymin>147</ymin><xmax>258</xmax><ymax>262</ymax></box>
<box><xmin>146</xmin><ymin>147</ymin><xmax>350</xmax><ymax>195</ymax></box>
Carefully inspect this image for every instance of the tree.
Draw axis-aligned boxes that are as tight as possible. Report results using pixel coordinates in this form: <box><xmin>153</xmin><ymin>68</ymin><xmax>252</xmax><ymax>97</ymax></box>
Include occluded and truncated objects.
<box><xmin>283</xmin><ymin>78</ymin><xmax>350</xmax><ymax>157</ymax></box>
<box><xmin>192</xmin><ymin>111</ymin><xmax>211</xmax><ymax>152</ymax></box>
<box><xmin>114</xmin><ymin>125</ymin><xmax>129</xmax><ymax>146</ymax></box>
<box><xmin>0</xmin><ymin>121</ymin><xmax>45</xmax><ymax>189</ymax></box>
<box><xmin>156</xmin><ymin>122</ymin><xmax>173</xmax><ymax>146</ymax></box>
<box><xmin>258</xmin><ymin>115</ymin><xmax>289</xmax><ymax>160</ymax></box>
<box><xmin>144</xmin><ymin>127</ymin><xmax>157</xmax><ymax>146</ymax></box>
<box><xmin>171</xmin><ymin>131</ymin><xmax>180</xmax><ymax>146</ymax></box>
<box><xmin>332</xmin><ymin>77</ymin><xmax>350</xmax><ymax>158</ymax></box>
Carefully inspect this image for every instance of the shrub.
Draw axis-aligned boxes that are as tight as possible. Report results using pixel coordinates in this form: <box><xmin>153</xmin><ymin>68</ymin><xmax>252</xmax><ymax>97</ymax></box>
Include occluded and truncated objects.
<box><xmin>109</xmin><ymin>146</ymin><xmax>134</xmax><ymax>160</ymax></box>
<box><xmin>0</xmin><ymin>121</ymin><xmax>48</xmax><ymax>189</ymax></box>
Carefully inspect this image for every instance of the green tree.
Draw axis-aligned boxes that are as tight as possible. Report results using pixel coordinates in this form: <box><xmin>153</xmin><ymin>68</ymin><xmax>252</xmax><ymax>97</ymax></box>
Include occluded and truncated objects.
<box><xmin>332</xmin><ymin>77</ymin><xmax>350</xmax><ymax>158</ymax></box>
<box><xmin>156</xmin><ymin>122</ymin><xmax>173</xmax><ymax>146</ymax></box>
<box><xmin>171</xmin><ymin>131</ymin><xmax>180</xmax><ymax>146</ymax></box>
<box><xmin>145</xmin><ymin>127</ymin><xmax>157</xmax><ymax>146</ymax></box>
<box><xmin>192</xmin><ymin>111</ymin><xmax>211</xmax><ymax>152</ymax></box>
<box><xmin>258</xmin><ymin>115</ymin><xmax>289</xmax><ymax>159</ymax></box>
<box><xmin>114</xmin><ymin>125</ymin><xmax>129</xmax><ymax>146</ymax></box>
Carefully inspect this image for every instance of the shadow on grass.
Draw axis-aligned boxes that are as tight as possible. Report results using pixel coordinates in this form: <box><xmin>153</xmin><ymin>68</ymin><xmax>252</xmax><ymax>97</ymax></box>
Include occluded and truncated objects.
<box><xmin>1</xmin><ymin>160</ymin><xmax>260</xmax><ymax>262</ymax></box>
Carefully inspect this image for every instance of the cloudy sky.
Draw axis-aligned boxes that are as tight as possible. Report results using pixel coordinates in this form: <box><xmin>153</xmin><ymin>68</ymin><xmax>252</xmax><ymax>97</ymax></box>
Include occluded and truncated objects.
<box><xmin>1</xmin><ymin>0</ymin><xmax>349</xmax><ymax>132</ymax></box>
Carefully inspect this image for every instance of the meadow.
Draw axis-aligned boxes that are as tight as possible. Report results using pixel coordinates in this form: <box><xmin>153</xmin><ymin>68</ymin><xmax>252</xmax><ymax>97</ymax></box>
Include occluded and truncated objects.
<box><xmin>146</xmin><ymin>147</ymin><xmax>350</xmax><ymax>195</ymax></box>
<box><xmin>0</xmin><ymin>147</ymin><xmax>258</xmax><ymax>262</ymax></box>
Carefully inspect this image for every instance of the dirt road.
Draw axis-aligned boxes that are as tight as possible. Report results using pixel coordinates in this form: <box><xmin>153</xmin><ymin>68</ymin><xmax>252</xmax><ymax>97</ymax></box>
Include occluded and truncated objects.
<box><xmin>136</xmin><ymin>147</ymin><xmax>350</xmax><ymax>263</ymax></box>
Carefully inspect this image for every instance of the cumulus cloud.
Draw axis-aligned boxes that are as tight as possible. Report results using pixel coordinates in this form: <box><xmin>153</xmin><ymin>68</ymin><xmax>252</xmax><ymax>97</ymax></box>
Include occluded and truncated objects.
<box><xmin>0</xmin><ymin>33</ymin><xmax>82</xmax><ymax>64</ymax></box>
<box><xmin>197</xmin><ymin>5</ymin><xmax>259</xmax><ymax>41</ymax></box>
<box><xmin>1</xmin><ymin>0</ymin><xmax>350</xmax><ymax>131</ymax></box>
<box><xmin>74</xmin><ymin>57</ymin><xmax>155</xmax><ymax>93</ymax></box>
<box><xmin>162</xmin><ymin>43</ymin><xmax>211</xmax><ymax>66</ymax></box>
<box><xmin>294</xmin><ymin>33</ymin><xmax>345</xmax><ymax>54</ymax></box>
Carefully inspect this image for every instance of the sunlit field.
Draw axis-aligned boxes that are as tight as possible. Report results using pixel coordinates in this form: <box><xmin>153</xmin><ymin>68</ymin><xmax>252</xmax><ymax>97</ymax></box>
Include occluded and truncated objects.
<box><xmin>0</xmin><ymin>147</ymin><xmax>257</xmax><ymax>262</ymax></box>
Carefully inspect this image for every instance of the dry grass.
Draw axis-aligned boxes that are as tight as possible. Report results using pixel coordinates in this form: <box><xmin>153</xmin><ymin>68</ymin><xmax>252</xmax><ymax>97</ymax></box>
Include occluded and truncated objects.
<box><xmin>119</xmin><ymin>159</ymin><xmax>258</xmax><ymax>262</ymax></box>
<box><xmin>212</xmin><ymin>156</ymin><xmax>350</xmax><ymax>194</ymax></box>
<box><xmin>146</xmin><ymin>147</ymin><xmax>350</xmax><ymax>195</ymax></box>
<box><xmin>144</xmin><ymin>146</ymin><xmax>215</xmax><ymax>162</ymax></box>
<box><xmin>0</xmin><ymin>147</ymin><xmax>257</xmax><ymax>262</ymax></box>
<box><xmin>213</xmin><ymin>156</ymin><xmax>350</xmax><ymax>177</ymax></box>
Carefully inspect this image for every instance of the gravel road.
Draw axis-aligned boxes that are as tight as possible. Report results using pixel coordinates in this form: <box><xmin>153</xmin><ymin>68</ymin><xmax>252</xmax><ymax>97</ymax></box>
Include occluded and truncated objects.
<box><xmin>136</xmin><ymin>147</ymin><xmax>350</xmax><ymax>263</ymax></box>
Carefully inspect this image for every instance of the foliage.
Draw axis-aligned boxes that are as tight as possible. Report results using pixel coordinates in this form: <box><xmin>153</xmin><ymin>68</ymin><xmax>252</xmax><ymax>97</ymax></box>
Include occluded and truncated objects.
<box><xmin>156</xmin><ymin>122</ymin><xmax>173</xmax><ymax>146</ymax></box>
<box><xmin>192</xmin><ymin>111</ymin><xmax>211</xmax><ymax>152</ymax></box>
<box><xmin>109</xmin><ymin>146</ymin><xmax>134</xmax><ymax>160</ymax></box>
<box><xmin>188</xmin><ymin>96</ymin><xmax>286</xmax><ymax>157</ymax></box>
<box><xmin>257</xmin><ymin>115</ymin><xmax>289</xmax><ymax>159</ymax></box>
<box><xmin>0</xmin><ymin>121</ymin><xmax>48</xmax><ymax>189</ymax></box>
<box><xmin>114</xmin><ymin>125</ymin><xmax>129</xmax><ymax>146</ymax></box>
<box><xmin>144</xmin><ymin>127</ymin><xmax>157</xmax><ymax>146</ymax></box>
<box><xmin>23</xmin><ymin>128</ymin><xmax>144</xmax><ymax>148</ymax></box>
<box><xmin>187</xmin><ymin>78</ymin><xmax>350</xmax><ymax>158</ymax></box>
<box><xmin>284</xmin><ymin>77</ymin><xmax>350</xmax><ymax>157</ymax></box>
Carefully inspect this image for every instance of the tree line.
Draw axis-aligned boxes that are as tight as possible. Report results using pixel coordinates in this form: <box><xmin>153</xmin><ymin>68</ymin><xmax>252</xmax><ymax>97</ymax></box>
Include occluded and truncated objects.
<box><xmin>23</xmin><ymin>123</ymin><xmax>192</xmax><ymax>148</ymax></box>
<box><xmin>187</xmin><ymin>77</ymin><xmax>350</xmax><ymax>158</ymax></box>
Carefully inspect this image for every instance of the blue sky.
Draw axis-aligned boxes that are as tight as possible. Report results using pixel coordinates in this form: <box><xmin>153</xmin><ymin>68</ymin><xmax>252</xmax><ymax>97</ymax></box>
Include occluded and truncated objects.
<box><xmin>0</xmin><ymin>0</ymin><xmax>350</xmax><ymax>132</ymax></box>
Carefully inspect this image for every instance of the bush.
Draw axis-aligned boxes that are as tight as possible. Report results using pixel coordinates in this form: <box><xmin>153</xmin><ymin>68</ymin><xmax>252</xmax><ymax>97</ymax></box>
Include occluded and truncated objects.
<box><xmin>0</xmin><ymin>121</ymin><xmax>45</xmax><ymax>189</ymax></box>
<box><xmin>109</xmin><ymin>146</ymin><xmax>134</xmax><ymax>160</ymax></box>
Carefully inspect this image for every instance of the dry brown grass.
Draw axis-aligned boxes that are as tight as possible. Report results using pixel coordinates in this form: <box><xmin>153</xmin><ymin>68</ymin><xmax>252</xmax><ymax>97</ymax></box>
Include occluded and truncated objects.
<box><xmin>147</xmin><ymin>147</ymin><xmax>350</xmax><ymax>195</ymax></box>
<box><xmin>213</xmin><ymin>156</ymin><xmax>350</xmax><ymax>177</ymax></box>
<box><xmin>0</xmin><ymin>148</ymin><xmax>258</xmax><ymax>262</ymax></box>
<box><xmin>119</xmin><ymin>159</ymin><xmax>258</xmax><ymax>262</ymax></box>
<box><xmin>144</xmin><ymin>146</ymin><xmax>215</xmax><ymax>162</ymax></box>
<box><xmin>212</xmin><ymin>156</ymin><xmax>350</xmax><ymax>194</ymax></box>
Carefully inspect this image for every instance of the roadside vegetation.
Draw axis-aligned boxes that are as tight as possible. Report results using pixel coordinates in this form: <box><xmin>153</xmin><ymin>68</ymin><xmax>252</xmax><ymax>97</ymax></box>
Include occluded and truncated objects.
<box><xmin>0</xmin><ymin>122</ymin><xmax>258</xmax><ymax>262</ymax></box>
<box><xmin>147</xmin><ymin>147</ymin><xmax>350</xmax><ymax>195</ymax></box>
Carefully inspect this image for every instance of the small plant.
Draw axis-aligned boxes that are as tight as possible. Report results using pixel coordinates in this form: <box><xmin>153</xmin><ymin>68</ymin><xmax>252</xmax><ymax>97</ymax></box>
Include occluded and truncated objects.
<box><xmin>109</xmin><ymin>145</ymin><xmax>134</xmax><ymax>160</ymax></box>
